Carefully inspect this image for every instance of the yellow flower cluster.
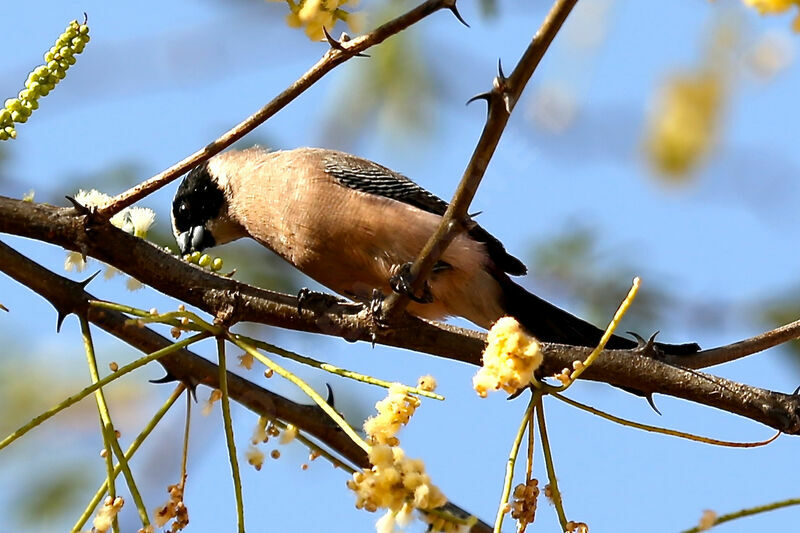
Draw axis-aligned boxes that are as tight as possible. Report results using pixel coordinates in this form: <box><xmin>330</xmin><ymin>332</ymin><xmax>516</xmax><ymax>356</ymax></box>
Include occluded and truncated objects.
<box><xmin>644</xmin><ymin>72</ymin><xmax>722</xmax><ymax>178</ymax></box>
<box><xmin>153</xmin><ymin>481</ymin><xmax>189</xmax><ymax>532</ymax></box>
<box><xmin>271</xmin><ymin>0</ymin><xmax>361</xmax><ymax>41</ymax></box>
<box><xmin>744</xmin><ymin>0</ymin><xmax>800</xmax><ymax>32</ymax></box>
<box><xmin>473</xmin><ymin>317</ymin><xmax>542</xmax><ymax>397</ymax></box>
<box><xmin>510</xmin><ymin>479</ymin><xmax>540</xmax><ymax>528</ymax></box>
<box><xmin>363</xmin><ymin>383</ymin><xmax>421</xmax><ymax>446</ymax></box>
<box><xmin>347</xmin><ymin>444</ymin><xmax>447</xmax><ymax>517</ymax></box>
<box><xmin>1</xmin><ymin>19</ymin><xmax>90</xmax><ymax>140</ymax></box>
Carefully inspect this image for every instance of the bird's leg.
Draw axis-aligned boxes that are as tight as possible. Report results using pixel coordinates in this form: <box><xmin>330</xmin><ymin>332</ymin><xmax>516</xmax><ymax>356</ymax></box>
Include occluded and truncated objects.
<box><xmin>389</xmin><ymin>262</ymin><xmax>434</xmax><ymax>304</ymax></box>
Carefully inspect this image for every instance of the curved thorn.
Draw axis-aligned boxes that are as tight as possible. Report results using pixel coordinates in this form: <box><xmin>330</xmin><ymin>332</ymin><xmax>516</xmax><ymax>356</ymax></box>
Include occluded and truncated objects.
<box><xmin>0</xmin><ymin>303</ymin><xmax>8</xmax><ymax>312</ymax></box>
<box><xmin>497</xmin><ymin>58</ymin><xmax>506</xmax><ymax>81</ymax></box>
<box><xmin>447</xmin><ymin>2</ymin><xmax>470</xmax><ymax>27</ymax></box>
<box><xmin>322</xmin><ymin>26</ymin><xmax>369</xmax><ymax>57</ymax></box>
<box><xmin>56</xmin><ymin>311</ymin><xmax>68</xmax><ymax>333</ymax></box>
<box><xmin>322</xmin><ymin>26</ymin><xmax>342</xmax><ymax>49</ymax></box>
<box><xmin>150</xmin><ymin>372</ymin><xmax>178</xmax><ymax>384</ymax></box>
<box><xmin>467</xmin><ymin>210</ymin><xmax>483</xmax><ymax>218</ymax></box>
<box><xmin>65</xmin><ymin>195</ymin><xmax>90</xmax><ymax>214</ymax></box>
<box><xmin>644</xmin><ymin>393</ymin><xmax>662</xmax><ymax>415</ymax></box>
<box><xmin>78</xmin><ymin>270</ymin><xmax>102</xmax><ymax>290</ymax></box>
<box><xmin>627</xmin><ymin>331</ymin><xmax>647</xmax><ymax>347</ymax></box>
<box><xmin>793</xmin><ymin>384</ymin><xmax>800</xmax><ymax>396</ymax></box>
<box><xmin>466</xmin><ymin>92</ymin><xmax>492</xmax><ymax>106</ymax></box>
<box><xmin>325</xmin><ymin>383</ymin><xmax>335</xmax><ymax>408</ymax></box>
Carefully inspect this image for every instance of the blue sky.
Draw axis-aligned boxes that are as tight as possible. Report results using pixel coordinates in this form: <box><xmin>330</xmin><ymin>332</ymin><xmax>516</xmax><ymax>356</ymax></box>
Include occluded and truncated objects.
<box><xmin>1</xmin><ymin>1</ymin><xmax>799</xmax><ymax>532</ymax></box>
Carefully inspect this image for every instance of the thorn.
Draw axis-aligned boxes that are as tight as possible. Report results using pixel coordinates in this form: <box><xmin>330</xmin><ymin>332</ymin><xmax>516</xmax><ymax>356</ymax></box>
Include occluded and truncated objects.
<box><xmin>628</xmin><ymin>331</ymin><xmax>647</xmax><ymax>348</ymax></box>
<box><xmin>466</xmin><ymin>92</ymin><xmax>492</xmax><ymax>106</ymax></box>
<box><xmin>468</xmin><ymin>210</ymin><xmax>483</xmax><ymax>218</ymax></box>
<box><xmin>644</xmin><ymin>393</ymin><xmax>662</xmax><ymax>415</ymax></box>
<box><xmin>322</xmin><ymin>26</ymin><xmax>369</xmax><ymax>57</ymax></box>
<box><xmin>630</xmin><ymin>331</ymin><xmax>662</xmax><ymax>358</ymax></box>
<box><xmin>0</xmin><ymin>303</ymin><xmax>8</xmax><ymax>312</ymax></box>
<box><xmin>497</xmin><ymin>58</ymin><xmax>507</xmax><ymax>83</ymax></box>
<box><xmin>65</xmin><ymin>195</ymin><xmax>91</xmax><ymax>214</ymax></box>
<box><xmin>325</xmin><ymin>383</ymin><xmax>335</xmax><ymax>408</ymax></box>
<box><xmin>56</xmin><ymin>311</ymin><xmax>68</xmax><ymax>333</ymax></box>
<box><xmin>150</xmin><ymin>372</ymin><xmax>178</xmax><ymax>384</ymax></box>
<box><xmin>792</xmin><ymin>384</ymin><xmax>800</xmax><ymax>396</ymax></box>
<box><xmin>78</xmin><ymin>270</ymin><xmax>102</xmax><ymax>290</ymax></box>
<box><xmin>445</xmin><ymin>1</ymin><xmax>470</xmax><ymax>27</ymax></box>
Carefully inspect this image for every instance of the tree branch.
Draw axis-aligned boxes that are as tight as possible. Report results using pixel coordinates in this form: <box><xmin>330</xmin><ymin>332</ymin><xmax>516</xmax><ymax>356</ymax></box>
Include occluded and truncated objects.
<box><xmin>98</xmin><ymin>0</ymin><xmax>465</xmax><ymax>218</ymax></box>
<box><xmin>0</xmin><ymin>238</ymin><xmax>493</xmax><ymax>533</ymax></box>
<box><xmin>1</xmin><ymin>196</ymin><xmax>799</xmax><ymax>434</ymax></box>
<box><xmin>382</xmin><ymin>0</ymin><xmax>578</xmax><ymax>316</ymax></box>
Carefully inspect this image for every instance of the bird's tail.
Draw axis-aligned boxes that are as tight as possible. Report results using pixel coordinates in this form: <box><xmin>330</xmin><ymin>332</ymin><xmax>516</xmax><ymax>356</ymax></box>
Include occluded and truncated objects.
<box><xmin>498</xmin><ymin>277</ymin><xmax>699</xmax><ymax>356</ymax></box>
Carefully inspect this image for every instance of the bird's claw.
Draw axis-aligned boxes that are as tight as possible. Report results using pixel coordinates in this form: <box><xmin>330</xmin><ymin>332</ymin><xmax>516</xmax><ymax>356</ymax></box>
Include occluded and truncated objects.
<box><xmin>389</xmin><ymin>263</ymin><xmax>433</xmax><ymax>304</ymax></box>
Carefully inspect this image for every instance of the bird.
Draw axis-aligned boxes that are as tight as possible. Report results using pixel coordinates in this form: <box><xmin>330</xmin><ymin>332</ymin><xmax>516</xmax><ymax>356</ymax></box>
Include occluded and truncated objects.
<box><xmin>171</xmin><ymin>146</ymin><xmax>699</xmax><ymax>355</ymax></box>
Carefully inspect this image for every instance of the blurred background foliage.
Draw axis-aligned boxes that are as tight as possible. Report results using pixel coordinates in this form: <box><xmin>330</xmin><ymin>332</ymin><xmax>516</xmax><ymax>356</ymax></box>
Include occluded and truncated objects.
<box><xmin>1</xmin><ymin>0</ymin><xmax>799</xmax><ymax>530</ymax></box>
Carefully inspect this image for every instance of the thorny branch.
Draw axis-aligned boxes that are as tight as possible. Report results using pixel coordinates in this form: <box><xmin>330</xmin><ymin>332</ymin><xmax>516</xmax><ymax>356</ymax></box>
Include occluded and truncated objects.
<box><xmin>382</xmin><ymin>0</ymin><xmax>579</xmax><ymax>316</ymax></box>
<box><xmin>1</xmin><ymin>196</ymin><xmax>799</xmax><ymax>434</ymax></box>
<box><xmin>98</xmin><ymin>0</ymin><xmax>466</xmax><ymax>218</ymax></box>
<box><xmin>0</xmin><ymin>239</ymin><xmax>493</xmax><ymax>533</ymax></box>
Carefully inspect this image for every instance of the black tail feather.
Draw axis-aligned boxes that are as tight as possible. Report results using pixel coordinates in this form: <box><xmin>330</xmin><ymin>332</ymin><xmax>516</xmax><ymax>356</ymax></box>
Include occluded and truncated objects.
<box><xmin>499</xmin><ymin>278</ymin><xmax>699</xmax><ymax>356</ymax></box>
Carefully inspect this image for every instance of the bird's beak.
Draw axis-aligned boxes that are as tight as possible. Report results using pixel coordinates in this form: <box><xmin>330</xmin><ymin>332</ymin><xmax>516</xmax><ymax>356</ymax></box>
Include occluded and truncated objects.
<box><xmin>176</xmin><ymin>225</ymin><xmax>209</xmax><ymax>255</ymax></box>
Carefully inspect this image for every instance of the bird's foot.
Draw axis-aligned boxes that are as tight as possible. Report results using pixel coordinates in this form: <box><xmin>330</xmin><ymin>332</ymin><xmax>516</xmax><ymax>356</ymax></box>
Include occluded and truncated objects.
<box><xmin>389</xmin><ymin>263</ymin><xmax>433</xmax><ymax>304</ymax></box>
<box><xmin>296</xmin><ymin>288</ymin><xmax>344</xmax><ymax>314</ymax></box>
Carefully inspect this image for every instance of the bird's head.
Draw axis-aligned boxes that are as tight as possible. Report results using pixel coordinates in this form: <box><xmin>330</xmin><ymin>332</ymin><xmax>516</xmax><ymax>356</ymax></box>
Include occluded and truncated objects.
<box><xmin>171</xmin><ymin>158</ymin><xmax>244</xmax><ymax>255</ymax></box>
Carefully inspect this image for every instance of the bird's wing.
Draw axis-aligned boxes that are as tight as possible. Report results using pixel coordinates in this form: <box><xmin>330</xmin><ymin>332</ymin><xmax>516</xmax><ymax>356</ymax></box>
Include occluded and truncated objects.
<box><xmin>321</xmin><ymin>150</ymin><xmax>527</xmax><ymax>276</ymax></box>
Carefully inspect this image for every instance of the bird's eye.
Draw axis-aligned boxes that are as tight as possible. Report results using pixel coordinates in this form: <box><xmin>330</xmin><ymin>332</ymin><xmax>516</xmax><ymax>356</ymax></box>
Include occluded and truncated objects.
<box><xmin>179</xmin><ymin>203</ymin><xmax>189</xmax><ymax>213</ymax></box>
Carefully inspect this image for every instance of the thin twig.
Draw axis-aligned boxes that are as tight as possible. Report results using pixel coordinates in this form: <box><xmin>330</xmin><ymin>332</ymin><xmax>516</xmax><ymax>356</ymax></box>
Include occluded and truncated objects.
<box><xmin>217</xmin><ymin>338</ymin><xmax>246</xmax><ymax>533</ymax></box>
<box><xmin>99</xmin><ymin>0</ymin><xmax>464</xmax><ymax>217</ymax></box>
<box><xmin>566</xmin><ymin>277</ymin><xmax>640</xmax><ymax>386</ymax></box>
<box><xmin>668</xmin><ymin>317</ymin><xmax>800</xmax><ymax>369</ymax></box>
<box><xmin>382</xmin><ymin>0</ymin><xmax>579</xmax><ymax>316</ymax></box>
<box><xmin>181</xmin><ymin>386</ymin><xmax>191</xmax><ymax>488</ymax></box>
<box><xmin>551</xmin><ymin>392</ymin><xmax>782</xmax><ymax>448</ymax></box>
<box><xmin>73</xmin><ymin>384</ymin><xmax>185</xmax><ymax>532</ymax></box>
<box><xmin>80</xmin><ymin>317</ymin><xmax>151</xmax><ymax>529</ymax></box>
<box><xmin>681</xmin><ymin>497</ymin><xmax>800</xmax><ymax>533</ymax></box>
<box><xmin>233</xmin><ymin>333</ymin><xmax>444</xmax><ymax>400</ymax></box>
<box><xmin>80</xmin><ymin>317</ymin><xmax>120</xmax><ymax>533</ymax></box>
<box><xmin>0</xmin><ymin>331</ymin><xmax>208</xmax><ymax>452</ymax></box>
<box><xmin>231</xmin><ymin>334</ymin><xmax>371</xmax><ymax>454</ymax></box>
<box><xmin>536</xmin><ymin>400</ymin><xmax>568</xmax><ymax>530</ymax></box>
<box><xmin>494</xmin><ymin>393</ymin><xmax>539</xmax><ymax>533</ymax></box>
